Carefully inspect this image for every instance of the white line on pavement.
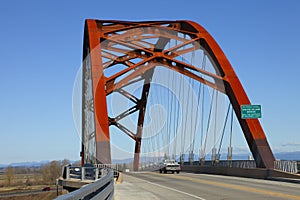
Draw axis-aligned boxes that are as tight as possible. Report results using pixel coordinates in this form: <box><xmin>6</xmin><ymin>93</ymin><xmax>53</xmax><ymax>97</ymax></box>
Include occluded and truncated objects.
<box><xmin>130</xmin><ymin>175</ymin><xmax>207</xmax><ymax>200</ymax></box>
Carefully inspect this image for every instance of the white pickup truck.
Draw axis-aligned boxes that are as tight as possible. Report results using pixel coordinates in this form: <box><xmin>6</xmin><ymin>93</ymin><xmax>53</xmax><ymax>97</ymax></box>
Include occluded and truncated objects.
<box><xmin>159</xmin><ymin>160</ymin><xmax>181</xmax><ymax>174</ymax></box>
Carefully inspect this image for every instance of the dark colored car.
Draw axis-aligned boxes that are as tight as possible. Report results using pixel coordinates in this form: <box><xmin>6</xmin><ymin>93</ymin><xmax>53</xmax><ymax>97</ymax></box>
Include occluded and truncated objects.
<box><xmin>42</xmin><ymin>187</ymin><xmax>51</xmax><ymax>191</ymax></box>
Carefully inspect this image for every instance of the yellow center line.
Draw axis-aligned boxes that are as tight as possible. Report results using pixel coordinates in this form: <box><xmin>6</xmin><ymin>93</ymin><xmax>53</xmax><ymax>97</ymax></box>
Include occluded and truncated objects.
<box><xmin>155</xmin><ymin>173</ymin><xmax>300</xmax><ymax>200</ymax></box>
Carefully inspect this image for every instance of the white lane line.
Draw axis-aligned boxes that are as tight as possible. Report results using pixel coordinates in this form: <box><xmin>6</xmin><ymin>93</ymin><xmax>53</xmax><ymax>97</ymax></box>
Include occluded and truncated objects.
<box><xmin>130</xmin><ymin>175</ymin><xmax>206</xmax><ymax>200</ymax></box>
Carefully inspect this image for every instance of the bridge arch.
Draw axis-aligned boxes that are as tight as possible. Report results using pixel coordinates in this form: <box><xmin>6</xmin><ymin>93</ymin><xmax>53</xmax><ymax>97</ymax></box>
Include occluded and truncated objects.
<box><xmin>81</xmin><ymin>20</ymin><xmax>275</xmax><ymax>170</ymax></box>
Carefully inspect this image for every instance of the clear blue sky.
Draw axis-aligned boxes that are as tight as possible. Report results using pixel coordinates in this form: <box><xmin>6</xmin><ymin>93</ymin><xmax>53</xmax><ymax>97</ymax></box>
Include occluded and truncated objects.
<box><xmin>0</xmin><ymin>0</ymin><xmax>299</xmax><ymax>164</ymax></box>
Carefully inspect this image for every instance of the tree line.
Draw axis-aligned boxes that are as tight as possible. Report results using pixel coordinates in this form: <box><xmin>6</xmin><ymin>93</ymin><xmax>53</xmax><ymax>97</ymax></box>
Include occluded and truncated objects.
<box><xmin>2</xmin><ymin>159</ymin><xmax>75</xmax><ymax>187</ymax></box>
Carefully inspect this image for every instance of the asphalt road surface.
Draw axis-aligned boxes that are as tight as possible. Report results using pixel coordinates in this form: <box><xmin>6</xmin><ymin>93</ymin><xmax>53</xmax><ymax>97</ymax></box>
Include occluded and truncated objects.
<box><xmin>114</xmin><ymin>172</ymin><xmax>300</xmax><ymax>200</ymax></box>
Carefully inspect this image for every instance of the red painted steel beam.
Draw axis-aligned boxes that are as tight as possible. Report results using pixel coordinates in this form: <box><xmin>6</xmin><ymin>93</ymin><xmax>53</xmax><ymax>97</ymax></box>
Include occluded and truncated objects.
<box><xmin>83</xmin><ymin>20</ymin><xmax>111</xmax><ymax>164</ymax></box>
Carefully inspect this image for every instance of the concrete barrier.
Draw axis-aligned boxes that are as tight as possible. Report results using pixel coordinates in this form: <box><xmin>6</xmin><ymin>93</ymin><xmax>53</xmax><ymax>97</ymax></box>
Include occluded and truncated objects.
<box><xmin>182</xmin><ymin>165</ymin><xmax>300</xmax><ymax>180</ymax></box>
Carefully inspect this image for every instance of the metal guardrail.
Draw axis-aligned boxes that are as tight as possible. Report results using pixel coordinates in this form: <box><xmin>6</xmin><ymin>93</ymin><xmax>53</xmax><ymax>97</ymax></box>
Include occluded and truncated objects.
<box><xmin>56</xmin><ymin>169</ymin><xmax>114</xmax><ymax>200</ymax></box>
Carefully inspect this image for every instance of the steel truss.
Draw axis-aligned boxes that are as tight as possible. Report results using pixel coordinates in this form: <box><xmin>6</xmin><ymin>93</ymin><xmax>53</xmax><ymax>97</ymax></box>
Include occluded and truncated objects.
<box><xmin>81</xmin><ymin>20</ymin><xmax>275</xmax><ymax>170</ymax></box>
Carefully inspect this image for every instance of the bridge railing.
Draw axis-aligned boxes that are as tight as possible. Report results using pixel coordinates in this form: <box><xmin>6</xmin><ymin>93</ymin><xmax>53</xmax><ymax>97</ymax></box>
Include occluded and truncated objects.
<box><xmin>199</xmin><ymin>160</ymin><xmax>257</xmax><ymax>169</ymax></box>
<box><xmin>94</xmin><ymin>164</ymin><xmax>119</xmax><ymax>178</ymax></box>
<box><xmin>62</xmin><ymin>164</ymin><xmax>120</xmax><ymax>181</ymax></box>
<box><xmin>63</xmin><ymin>166</ymin><xmax>107</xmax><ymax>181</ymax></box>
<box><xmin>195</xmin><ymin>160</ymin><xmax>298</xmax><ymax>173</ymax></box>
<box><xmin>138</xmin><ymin>160</ymin><xmax>298</xmax><ymax>174</ymax></box>
<box><xmin>56</xmin><ymin>169</ymin><xmax>114</xmax><ymax>200</ymax></box>
<box><xmin>196</xmin><ymin>160</ymin><xmax>298</xmax><ymax>173</ymax></box>
<box><xmin>181</xmin><ymin>160</ymin><xmax>257</xmax><ymax>169</ymax></box>
<box><xmin>274</xmin><ymin>160</ymin><xmax>298</xmax><ymax>174</ymax></box>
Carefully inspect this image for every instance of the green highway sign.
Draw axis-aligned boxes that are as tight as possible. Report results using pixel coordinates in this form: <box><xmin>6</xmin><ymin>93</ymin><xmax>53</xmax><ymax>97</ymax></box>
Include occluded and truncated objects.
<box><xmin>241</xmin><ymin>105</ymin><xmax>262</xmax><ymax>119</ymax></box>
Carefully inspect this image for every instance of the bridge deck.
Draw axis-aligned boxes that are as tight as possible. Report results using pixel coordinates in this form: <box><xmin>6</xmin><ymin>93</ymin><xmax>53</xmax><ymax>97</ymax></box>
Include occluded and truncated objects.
<box><xmin>114</xmin><ymin>172</ymin><xmax>300</xmax><ymax>200</ymax></box>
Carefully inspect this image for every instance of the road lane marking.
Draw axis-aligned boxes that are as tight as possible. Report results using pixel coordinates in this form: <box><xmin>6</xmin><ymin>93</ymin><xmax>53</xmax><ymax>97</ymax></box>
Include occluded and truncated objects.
<box><xmin>159</xmin><ymin>173</ymin><xmax>300</xmax><ymax>200</ymax></box>
<box><xmin>130</xmin><ymin>175</ymin><xmax>206</xmax><ymax>200</ymax></box>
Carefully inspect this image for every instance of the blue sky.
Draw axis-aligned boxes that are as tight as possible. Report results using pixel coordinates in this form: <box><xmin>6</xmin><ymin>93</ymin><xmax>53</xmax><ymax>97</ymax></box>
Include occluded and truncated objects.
<box><xmin>0</xmin><ymin>0</ymin><xmax>299</xmax><ymax>164</ymax></box>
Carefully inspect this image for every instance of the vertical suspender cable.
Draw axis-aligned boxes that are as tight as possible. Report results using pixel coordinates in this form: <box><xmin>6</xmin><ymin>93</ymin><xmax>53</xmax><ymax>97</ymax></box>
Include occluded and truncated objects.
<box><xmin>213</xmin><ymin>91</ymin><xmax>219</xmax><ymax>157</ymax></box>
<box><xmin>217</xmin><ymin>103</ymin><xmax>231</xmax><ymax>157</ymax></box>
<box><xmin>149</xmin><ymin>86</ymin><xmax>155</xmax><ymax>164</ymax></box>
<box><xmin>179</xmin><ymin>73</ymin><xmax>184</xmax><ymax>160</ymax></box>
<box><xmin>155</xmin><ymin>76</ymin><xmax>162</xmax><ymax>164</ymax></box>
<box><xmin>167</xmin><ymin>69</ymin><xmax>172</xmax><ymax>158</ymax></box>
<box><xmin>230</xmin><ymin>105</ymin><xmax>233</xmax><ymax>149</ymax></box>
<box><xmin>182</xmin><ymin>34</ymin><xmax>191</xmax><ymax>159</ymax></box>
<box><xmin>190</xmin><ymin>43</ymin><xmax>198</xmax><ymax>154</ymax></box>
<box><xmin>159</xmin><ymin>74</ymin><xmax>165</xmax><ymax>161</ymax></box>
<box><xmin>149</xmin><ymin>77</ymin><xmax>156</xmax><ymax>164</ymax></box>
<box><xmin>190</xmin><ymin>77</ymin><xmax>195</xmax><ymax>150</ymax></box>
<box><xmin>178</xmin><ymin>36</ymin><xmax>185</xmax><ymax>159</ymax></box>
<box><xmin>163</xmin><ymin>69</ymin><xmax>169</xmax><ymax>156</ymax></box>
<box><xmin>172</xmin><ymin>70</ymin><xmax>177</xmax><ymax>160</ymax></box>
<box><xmin>192</xmin><ymin>79</ymin><xmax>202</xmax><ymax>153</ymax></box>
<box><xmin>158</xmin><ymin>77</ymin><xmax>165</xmax><ymax>164</ymax></box>
<box><xmin>200</xmin><ymin>83</ymin><xmax>205</xmax><ymax>158</ymax></box>
<box><xmin>183</xmin><ymin>77</ymin><xmax>192</xmax><ymax>157</ymax></box>
<box><xmin>203</xmin><ymin>89</ymin><xmax>215</xmax><ymax>157</ymax></box>
<box><xmin>228</xmin><ymin>104</ymin><xmax>234</xmax><ymax>160</ymax></box>
<box><xmin>172</xmin><ymin>71</ymin><xmax>177</xmax><ymax>159</ymax></box>
<box><xmin>173</xmin><ymin>72</ymin><xmax>178</xmax><ymax>160</ymax></box>
<box><xmin>168</xmin><ymin>70</ymin><xmax>175</xmax><ymax>158</ymax></box>
<box><xmin>200</xmin><ymin>53</ymin><xmax>206</xmax><ymax>159</ymax></box>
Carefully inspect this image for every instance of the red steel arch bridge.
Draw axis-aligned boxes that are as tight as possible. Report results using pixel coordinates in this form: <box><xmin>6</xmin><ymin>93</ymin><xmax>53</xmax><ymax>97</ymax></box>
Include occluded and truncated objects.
<box><xmin>80</xmin><ymin>19</ymin><xmax>275</xmax><ymax>171</ymax></box>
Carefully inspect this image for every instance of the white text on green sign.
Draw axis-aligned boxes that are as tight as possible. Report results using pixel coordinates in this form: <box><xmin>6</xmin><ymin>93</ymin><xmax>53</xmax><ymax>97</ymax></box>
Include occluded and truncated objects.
<box><xmin>241</xmin><ymin>105</ymin><xmax>261</xmax><ymax>119</ymax></box>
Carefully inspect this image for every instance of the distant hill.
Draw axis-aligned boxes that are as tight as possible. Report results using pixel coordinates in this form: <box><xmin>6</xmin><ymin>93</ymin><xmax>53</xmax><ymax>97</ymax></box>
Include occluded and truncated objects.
<box><xmin>1</xmin><ymin>151</ymin><xmax>299</xmax><ymax>168</ymax></box>
<box><xmin>0</xmin><ymin>161</ymin><xmax>51</xmax><ymax>168</ymax></box>
<box><xmin>0</xmin><ymin>160</ymin><xmax>79</xmax><ymax>168</ymax></box>
<box><xmin>275</xmin><ymin>151</ymin><xmax>300</xmax><ymax>160</ymax></box>
<box><xmin>5</xmin><ymin>160</ymin><xmax>50</xmax><ymax>168</ymax></box>
<box><xmin>112</xmin><ymin>158</ymin><xmax>134</xmax><ymax>164</ymax></box>
<box><xmin>112</xmin><ymin>151</ymin><xmax>300</xmax><ymax>164</ymax></box>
